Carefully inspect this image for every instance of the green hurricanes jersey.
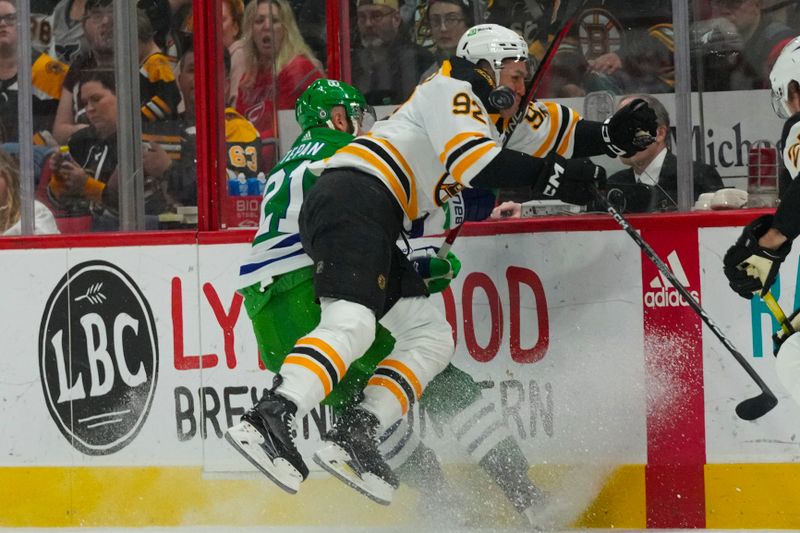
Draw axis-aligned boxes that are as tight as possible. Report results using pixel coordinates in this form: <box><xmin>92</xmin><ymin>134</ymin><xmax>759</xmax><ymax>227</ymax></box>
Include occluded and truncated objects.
<box><xmin>238</xmin><ymin>127</ymin><xmax>354</xmax><ymax>289</ymax></box>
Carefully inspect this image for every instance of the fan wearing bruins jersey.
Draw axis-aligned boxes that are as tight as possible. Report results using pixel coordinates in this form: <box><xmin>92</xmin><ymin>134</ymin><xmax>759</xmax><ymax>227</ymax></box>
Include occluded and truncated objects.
<box><xmin>0</xmin><ymin>0</ymin><xmax>67</xmax><ymax>145</ymax></box>
<box><xmin>137</xmin><ymin>8</ymin><xmax>181</xmax><ymax>125</ymax></box>
<box><xmin>724</xmin><ymin>37</ymin><xmax>800</xmax><ymax>408</ymax></box>
<box><xmin>142</xmin><ymin>44</ymin><xmax>263</xmax><ymax>208</ymax></box>
<box><xmin>227</xmin><ymin>23</ymin><xmax>657</xmax><ymax>507</ymax></box>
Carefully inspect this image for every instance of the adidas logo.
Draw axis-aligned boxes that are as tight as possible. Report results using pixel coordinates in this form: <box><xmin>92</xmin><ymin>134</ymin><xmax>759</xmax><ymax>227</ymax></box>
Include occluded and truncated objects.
<box><xmin>643</xmin><ymin>251</ymin><xmax>700</xmax><ymax>308</ymax></box>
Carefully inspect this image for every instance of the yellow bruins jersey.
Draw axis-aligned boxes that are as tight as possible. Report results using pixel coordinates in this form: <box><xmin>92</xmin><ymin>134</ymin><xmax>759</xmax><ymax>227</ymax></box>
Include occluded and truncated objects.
<box><xmin>140</xmin><ymin>52</ymin><xmax>181</xmax><ymax>122</ymax></box>
<box><xmin>225</xmin><ymin>107</ymin><xmax>263</xmax><ymax>176</ymax></box>
<box><xmin>316</xmin><ymin>59</ymin><xmax>581</xmax><ymax>224</ymax></box>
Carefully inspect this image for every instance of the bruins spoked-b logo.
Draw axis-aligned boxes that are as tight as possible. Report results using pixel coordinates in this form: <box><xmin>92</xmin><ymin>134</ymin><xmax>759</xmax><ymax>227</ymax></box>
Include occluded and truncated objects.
<box><xmin>39</xmin><ymin>261</ymin><xmax>159</xmax><ymax>455</ymax></box>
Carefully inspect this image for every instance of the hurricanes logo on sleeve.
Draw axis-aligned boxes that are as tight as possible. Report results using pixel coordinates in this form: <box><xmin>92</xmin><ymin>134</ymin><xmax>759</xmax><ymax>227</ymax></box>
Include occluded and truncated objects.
<box><xmin>38</xmin><ymin>261</ymin><xmax>159</xmax><ymax>456</ymax></box>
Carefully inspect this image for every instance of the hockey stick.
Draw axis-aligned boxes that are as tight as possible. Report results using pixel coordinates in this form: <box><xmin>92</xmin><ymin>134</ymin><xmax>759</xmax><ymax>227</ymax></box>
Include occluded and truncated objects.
<box><xmin>763</xmin><ymin>291</ymin><xmax>793</xmax><ymax>336</ymax></box>
<box><xmin>500</xmin><ymin>0</ymin><xmax>587</xmax><ymax>148</ymax></box>
<box><xmin>436</xmin><ymin>222</ymin><xmax>463</xmax><ymax>259</ymax></box>
<box><xmin>593</xmin><ymin>187</ymin><xmax>778</xmax><ymax>421</ymax></box>
<box><xmin>438</xmin><ymin>0</ymin><xmax>588</xmax><ymax>253</ymax></box>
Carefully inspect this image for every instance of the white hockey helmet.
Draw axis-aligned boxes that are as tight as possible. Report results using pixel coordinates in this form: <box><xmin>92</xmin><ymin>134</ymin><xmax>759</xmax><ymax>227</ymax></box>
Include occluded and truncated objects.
<box><xmin>456</xmin><ymin>24</ymin><xmax>531</xmax><ymax>82</ymax></box>
<box><xmin>769</xmin><ymin>36</ymin><xmax>800</xmax><ymax>119</ymax></box>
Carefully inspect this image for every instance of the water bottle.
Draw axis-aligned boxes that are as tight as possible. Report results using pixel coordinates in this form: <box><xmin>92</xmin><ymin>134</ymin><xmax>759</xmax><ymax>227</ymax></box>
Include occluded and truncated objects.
<box><xmin>237</xmin><ymin>173</ymin><xmax>248</xmax><ymax>196</ymax></box>
<box><xmin>256</xmin><ymin>172</ymin><xmax>267</xmax><ymax>195</ymax></box>
<box><xmin>246</xmin><ymin>176</ymin><xmax>260</xmax><ymax>196</ymax></box>
<box><xmin>227</xmin><ymin>169</ymin><xmax>240</xmax><ymax>196</ymax></box>
<box><xmin>58</xmin><ymin>145</ymin><xmax>73</xmax><ymax>162</ymax></box>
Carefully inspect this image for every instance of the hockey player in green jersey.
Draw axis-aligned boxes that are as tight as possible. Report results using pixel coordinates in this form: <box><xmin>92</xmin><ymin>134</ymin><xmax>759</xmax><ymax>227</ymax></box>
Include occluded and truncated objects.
<box><xmin>227</xmin><ymin>78</ymin><xmax>549</xmax><ymax>523</ymax></box>
<box><xmin>230</xmin><ymin>22</ymin><xmax>657</xmax><ymax>520</ymax></box>
<box><xmin>235</xmin><ymin>78</ymin><xmax>396</xmax><ymax>417</ymax></box>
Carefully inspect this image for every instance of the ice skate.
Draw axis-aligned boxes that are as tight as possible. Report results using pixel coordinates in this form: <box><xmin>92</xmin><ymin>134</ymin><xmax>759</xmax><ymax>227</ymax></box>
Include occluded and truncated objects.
<box><xmin>313</xmin><ymin>407</ymin><xmax>399</xmax><ymax>505</ymax></box>
<box><xmin>225</xmin><ymin>389</ymin><xmax>309</xmax><ymax>494</ymax></box>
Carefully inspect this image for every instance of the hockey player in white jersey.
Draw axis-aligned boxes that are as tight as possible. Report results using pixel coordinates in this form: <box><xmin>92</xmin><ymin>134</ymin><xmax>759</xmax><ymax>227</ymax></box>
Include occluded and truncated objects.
<box><xmin>234</xmin><ymin>23</ymin><xmax>657</xmax><ymax>505</ymax></box>
<box><xmin>724</xmin><ymin>37</ymin><xmax>800</xmax><ymax>405</ymax></box>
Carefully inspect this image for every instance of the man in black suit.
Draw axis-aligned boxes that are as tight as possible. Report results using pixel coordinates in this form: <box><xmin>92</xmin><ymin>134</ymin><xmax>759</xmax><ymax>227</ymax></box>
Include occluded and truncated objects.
<box><xmin>607</xmin><ymin>94</ymin><xmax>724</xmax><ymax>212</ymax></box>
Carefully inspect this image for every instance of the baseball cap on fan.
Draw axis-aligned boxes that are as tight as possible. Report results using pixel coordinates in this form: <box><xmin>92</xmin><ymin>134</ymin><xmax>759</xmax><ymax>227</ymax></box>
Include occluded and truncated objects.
<box><xmin>357</xmin><ymin>0</ymin><xmax>399</xmax><ymax>9</ymax></box>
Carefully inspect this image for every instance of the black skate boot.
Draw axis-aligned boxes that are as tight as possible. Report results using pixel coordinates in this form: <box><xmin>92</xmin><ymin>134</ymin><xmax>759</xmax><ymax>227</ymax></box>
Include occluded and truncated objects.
<box><xmin>225</xmin><ymin>383</ymin><xmax>309</xmax><ymax>494</ymax></box>
<box><xmin>313</xmin><ymin>407</ymin><xmax>399</xmax><ymax>505</ymax></box>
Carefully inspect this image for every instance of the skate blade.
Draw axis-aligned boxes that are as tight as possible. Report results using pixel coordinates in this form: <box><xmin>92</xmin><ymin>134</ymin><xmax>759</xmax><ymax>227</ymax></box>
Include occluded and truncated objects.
<box><xmin>313</xmin><ymin>443</ymin><xmax>395</xmax><ymax>506</ymax></box>
<box><xmin>225</xmin><ymin>421</ymin><xmax>303</xmax><ymax>494</ymax></box>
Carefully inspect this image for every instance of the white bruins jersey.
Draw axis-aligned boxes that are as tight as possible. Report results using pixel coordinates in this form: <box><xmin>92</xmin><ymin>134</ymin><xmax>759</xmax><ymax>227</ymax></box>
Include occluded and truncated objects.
<box><xmin>316</xmin><ymin>59</ymin><xmax>581</xmax><ymax>224</ymax></box>
<box><xmin>783</xmin><ymin>119</ymin><xmax>800</xmax><ymax>180</ymax></box>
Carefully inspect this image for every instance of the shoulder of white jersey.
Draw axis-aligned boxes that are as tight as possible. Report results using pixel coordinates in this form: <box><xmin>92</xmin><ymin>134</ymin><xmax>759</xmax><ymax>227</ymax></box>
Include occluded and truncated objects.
<box><xmin>417</xmin><ymin>61</ymin><xmax>475</xmax><ymax>96</ymax></box>
<box><xmin>783</xmin><ymin>118</ymin><xmax>800</xmax><ymax>179</ymax></box>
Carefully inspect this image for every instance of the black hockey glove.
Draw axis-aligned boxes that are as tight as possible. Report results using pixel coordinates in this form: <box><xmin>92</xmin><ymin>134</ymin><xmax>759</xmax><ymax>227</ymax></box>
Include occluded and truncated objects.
<box><xmin>602</xmin><ymin>98</ymin><xmax>658</xmax><ymax>157</ymax></box>
<box><xmin>533</xmin><ymin>153</ymin><xmax>606</xmax><ymax>205</ymax></box>
<box><xmin>723</xmin><ymin>215</ymin><xmax>792</xmax><ymax>299</ymax></box>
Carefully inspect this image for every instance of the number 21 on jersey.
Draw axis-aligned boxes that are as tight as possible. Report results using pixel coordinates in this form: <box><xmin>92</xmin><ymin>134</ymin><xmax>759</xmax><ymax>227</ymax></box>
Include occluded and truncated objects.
<box><xmin>255</xmin><ymin>160</ymin><xmax>310</xmax><ymax>238</ymax></box>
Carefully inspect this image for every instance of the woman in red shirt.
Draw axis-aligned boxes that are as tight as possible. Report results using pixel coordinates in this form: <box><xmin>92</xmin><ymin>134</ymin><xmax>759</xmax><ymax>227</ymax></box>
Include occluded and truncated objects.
<box><xmin>234</xmin><ymin>0</ymin><xmax>324</xmax><ymax>167</ymax></box>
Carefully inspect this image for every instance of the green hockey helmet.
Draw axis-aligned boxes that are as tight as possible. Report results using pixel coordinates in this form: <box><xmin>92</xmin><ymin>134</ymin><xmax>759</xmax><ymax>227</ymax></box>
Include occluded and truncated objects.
<box><xmin>295</xmin><ymin>79</ymin><xmax>373</xmax><ymax>133</ymax></box>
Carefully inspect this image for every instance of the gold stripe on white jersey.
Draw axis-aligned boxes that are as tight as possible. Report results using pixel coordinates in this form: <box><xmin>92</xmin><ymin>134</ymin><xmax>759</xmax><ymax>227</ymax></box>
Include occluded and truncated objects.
<box><xmin>439</xmin><ymin>131</ymin><xmax>499</xmax><ymax>183</ymax></box>
<box><xmin>450</xmin><ymin>142</ymin><xmax>497</xmax><ymax>183</ymax></box>
<box><xmin>439</xmin><ymin>131</ymin><xmax>485</xmax><ymax>163</ymax></box>
<box><xmin>556</xmin><ymin>108</ymin><xmax>580</xmax><ymax>156</ymax></box>
<box><xmin>337</xmin><ymin>139</ymin><xmax>418</xmax><ymax>220</ymax></box>
<box><xmin>533</xmin><ymin>102</ymin><xmax>563</xmax><ymax>157</ymax></box>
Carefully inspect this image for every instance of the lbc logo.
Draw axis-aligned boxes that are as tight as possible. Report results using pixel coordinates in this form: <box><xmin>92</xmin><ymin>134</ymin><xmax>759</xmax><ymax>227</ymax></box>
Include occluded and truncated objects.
<box><xmin>39</xmin><ymin>261</ymin><xmax>159</xmax><ymax>455</ymax></box>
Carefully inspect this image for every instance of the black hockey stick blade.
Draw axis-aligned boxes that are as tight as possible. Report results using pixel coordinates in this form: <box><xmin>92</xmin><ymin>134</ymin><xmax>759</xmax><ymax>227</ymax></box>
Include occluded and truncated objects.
<box><xmin>593</xmin><ymin>186</ymin><xmax>778</xmax><ymax>421</ymax></box>
<box><xmin>735</xmin><ymin>391</ymin><xmax>778</xmax><ymax>421</ymax></box>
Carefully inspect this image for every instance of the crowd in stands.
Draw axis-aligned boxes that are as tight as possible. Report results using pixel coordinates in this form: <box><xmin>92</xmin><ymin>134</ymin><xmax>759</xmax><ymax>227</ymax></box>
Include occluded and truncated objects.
<box><xmin>0</xmin><ymin>0</ymin><xmax>798</xmax><ymax>234</ymax></box>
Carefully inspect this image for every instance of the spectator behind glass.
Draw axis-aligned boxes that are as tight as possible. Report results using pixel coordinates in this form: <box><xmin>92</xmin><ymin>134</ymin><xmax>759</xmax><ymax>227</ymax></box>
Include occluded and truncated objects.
<box><xmin>419</xmin><ymin>0</ymin><xmax>473</xmax><ymax>80</ymax></box>
<box><xmin>222</xmin><ymin>0</ymin><xmax>244</xmax><ymax>51</ymax></box>
<box><xmin>142</xmin><ymin>44</ymin><xmax>263</xmax><ymax>208</ymax></box>
<box><xmin>53</xmin><ymin>2</ymin><xmax>182</xmax><ymax>145</ymax></box>
<box><xmin>230</xmin><ymin>0</ymin><xmax>256</xmax><ymax>104</ymax></box>
<box><xmin>708</xmin><ymin>0</ymin><xmax>795</xmax><ymax>90</ymax></box>
<box><xmin>234</xmin><ymin>0</ymin><xmax>323</xmax><ymax>167</ymax></box>
<box><xmin>48</xmin><ymin>69</ymin><xmax>119</xmax><ymax>229</ymax></box>
<box><xmin>52</xmin><ymin>0</ymin><xmax>169</xmax><ymax>64</ymax></box>
<box><xmin>48</xmin><ymin>69</ymin><xmax>173</xmax><ymax>230</ymax></box>
<box><xmin>606</xmin><ymin>94</ymin><xmax>724</xmax><ymax>212</ymax></box>
<box><xmin>509</xmin><ymin>0</ymin><xmax>675</xmax><ymax>97</ymax></box>
<box><xmin>52</xmin><ymin>0</ymin><xmax>114</xmax><ymax>144</ymax></box>
<box><xmin>51</xmin><ymin>0</ymin><xmax>89</xmax><ymax>63</ymax></box>
<box><xmin>0</xmin><ymin>0</ymin><xmax>68</xmax><ymax>145</ymax></box>
<box><xmin>31</xmin><ymin>0</ymin><xmax>60</xmax><ymax>55</ymax></box>
<box><xmin>0</xmin><ymin>148</ymin><xmax>59</xmax><ymax>235</ymax></box>
<box><xmin>163</xmin><ymin>0</ymin><xmax>193</xmax><ymax>65</ymax></box>
<box><xmin>352</xmin><ymin>0</ymin><xmax>433</xmax><ymax>105</ymax></box>
<box><xmin>136</xmin><ymin>7</ymin><xmax>181</xmax><ymax>126</ymax></box>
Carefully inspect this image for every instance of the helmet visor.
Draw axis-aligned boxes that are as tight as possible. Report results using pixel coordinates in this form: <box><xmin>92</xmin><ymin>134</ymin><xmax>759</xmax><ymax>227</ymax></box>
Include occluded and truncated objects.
<box><xmin>772</xmin><ymin>88</ymin><xmax>791</xmax><ymax>119</ymax></box>
<box><xmin>353</xmin><ymin>104</ymin><xmax>377</xmax><ymax>135</ymax></box>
